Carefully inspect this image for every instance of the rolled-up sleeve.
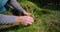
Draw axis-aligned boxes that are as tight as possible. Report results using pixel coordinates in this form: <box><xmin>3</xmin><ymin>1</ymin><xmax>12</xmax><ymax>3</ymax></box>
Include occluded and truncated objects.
<box><xmin>0</xmin><ymin>14</ymin><xmax>16</xmax><ymax>24</ymax></box>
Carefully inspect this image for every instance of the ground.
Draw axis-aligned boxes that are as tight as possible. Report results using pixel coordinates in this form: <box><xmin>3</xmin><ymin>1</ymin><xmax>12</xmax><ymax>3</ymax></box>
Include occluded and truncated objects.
<box><xmin>0</xmin><ymin>0</ymin><xmax>60</xmax><ymax>32</ymax></box>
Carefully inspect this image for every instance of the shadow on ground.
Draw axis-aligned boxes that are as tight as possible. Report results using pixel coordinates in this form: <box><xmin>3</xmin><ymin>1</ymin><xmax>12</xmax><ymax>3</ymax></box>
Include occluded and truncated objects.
<box><xmin>0</xmin><ymin>25</ymin><xmax>20</xmax><ymax>32</ymax></box>
<box><xmin>0</xmin><ymin>25</ymin><xmax>26</xmax><ymax>32</ymax></box>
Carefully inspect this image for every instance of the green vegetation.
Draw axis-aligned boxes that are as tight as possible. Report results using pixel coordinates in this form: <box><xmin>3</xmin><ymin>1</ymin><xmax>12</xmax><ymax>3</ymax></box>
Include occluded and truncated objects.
<box><xmin>1</xmin><ymin>0</ymin><xmax>60</xmax><ymax>32</ymax></box>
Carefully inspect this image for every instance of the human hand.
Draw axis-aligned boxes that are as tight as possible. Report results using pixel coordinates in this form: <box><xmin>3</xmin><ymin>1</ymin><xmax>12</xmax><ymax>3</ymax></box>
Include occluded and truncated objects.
<box><xmin>23</xmin><ymin>10</ymin><xmax>34</xmax><ymax>17</ymax></box>
<box><xmin>15</xmin><ymin>16</ymin><xmax>34</xmax><ymax>26</ymax></box>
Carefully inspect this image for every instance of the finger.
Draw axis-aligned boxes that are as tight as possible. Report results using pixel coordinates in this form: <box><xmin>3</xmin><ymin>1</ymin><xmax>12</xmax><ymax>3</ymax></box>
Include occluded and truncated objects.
<box><xmin>26</xmin><ymin>18</ymin><xmax>33</xmax><ymax>23</ymax></box>
<box><xmin>27</xmin><ymin>16</ymin><xmax>33</xmax><ymax>20</ymax></box>
<box><xmin>28</xmin><ymin>18</ymin><xmax>33</xmax><ymax>21</ymax></box>
<box><xmin>26</xmin><ymin>21</ymin><xmax>32</xmax><ymax>25</ymax></box>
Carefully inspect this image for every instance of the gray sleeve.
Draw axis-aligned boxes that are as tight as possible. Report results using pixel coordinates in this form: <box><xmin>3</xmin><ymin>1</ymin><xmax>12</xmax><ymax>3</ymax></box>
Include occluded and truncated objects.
<box><xmin>10</xmin><ymin>0</ymin><xmax>24</xmax><ymax>13</ymax></box>
<box><xmin>0</xmin><ymin>14</ymin><xmax>16</xmax><ymax>24</ymax></box>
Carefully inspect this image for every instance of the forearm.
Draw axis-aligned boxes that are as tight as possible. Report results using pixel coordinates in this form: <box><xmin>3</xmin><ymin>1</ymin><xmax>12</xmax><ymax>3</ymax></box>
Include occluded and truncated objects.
<box><xmin>0</xmin><ymin>14</ymin><xmax>16</xmax><ymax>24</ymax></box>
<box><xmin>9</xmin><ymin>0</ymin><xmax>25</xmax><ymax>13</ymax></box>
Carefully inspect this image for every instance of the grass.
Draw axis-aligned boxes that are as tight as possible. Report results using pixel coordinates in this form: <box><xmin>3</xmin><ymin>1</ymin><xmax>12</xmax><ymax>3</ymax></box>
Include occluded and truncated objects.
<box><xmin>0</xmin><ymin>0</ymin><xmax>60</xmax><ymax>32</ymax></box>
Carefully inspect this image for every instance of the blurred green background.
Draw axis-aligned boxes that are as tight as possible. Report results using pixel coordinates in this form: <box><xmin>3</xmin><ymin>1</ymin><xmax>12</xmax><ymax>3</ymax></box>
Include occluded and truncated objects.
<box><xmin>0</xmin><ymin>0</ymin><xmax>60</xmax><ymax>32</ymax></box>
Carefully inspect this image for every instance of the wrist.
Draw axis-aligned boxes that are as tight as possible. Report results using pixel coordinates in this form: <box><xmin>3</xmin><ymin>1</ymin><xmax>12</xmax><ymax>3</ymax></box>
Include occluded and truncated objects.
<box><xmin>15</xmin><ymin>16</ymin><xmax>20</xmax><ymax>23</ymax></box>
